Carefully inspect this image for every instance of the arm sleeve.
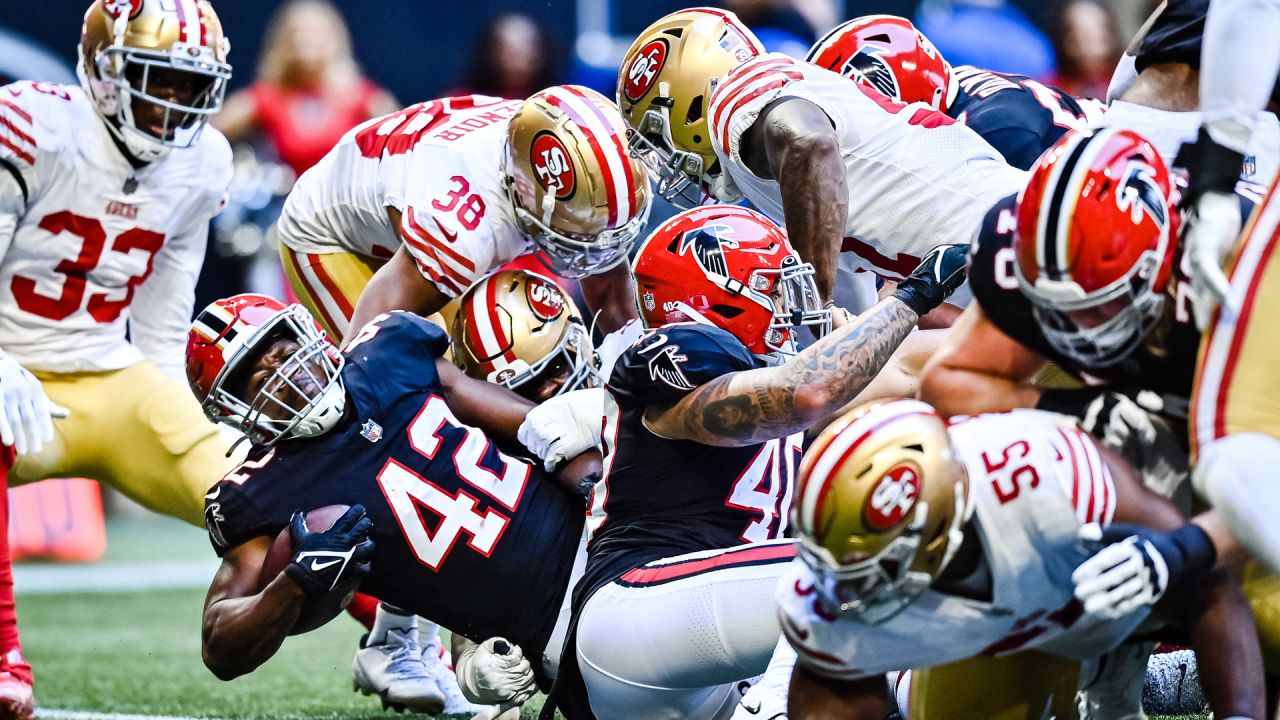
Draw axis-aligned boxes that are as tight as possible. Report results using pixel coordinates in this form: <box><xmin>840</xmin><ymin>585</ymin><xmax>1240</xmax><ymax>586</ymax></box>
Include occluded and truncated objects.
<box><xmin>1201</xmin><ymin>0</ymin><xmax>1280</xmax><ymax>153</ymax></box>
<box><xmin>130</xmin><ymin>213</ymin><xmax>208</xmax><ymax>382</ymax></box>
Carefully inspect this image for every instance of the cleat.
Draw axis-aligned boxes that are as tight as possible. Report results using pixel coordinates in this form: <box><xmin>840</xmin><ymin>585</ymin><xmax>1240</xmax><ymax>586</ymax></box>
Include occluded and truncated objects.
<box><xmin>0</xmin><ymin>651</ymin><xmax>34</xmax><ymax>720</ymax></box>
<box><xmin>353</xmin><ymin>630</ymin><xmax>446</xmax><ymax>714</ymax></box>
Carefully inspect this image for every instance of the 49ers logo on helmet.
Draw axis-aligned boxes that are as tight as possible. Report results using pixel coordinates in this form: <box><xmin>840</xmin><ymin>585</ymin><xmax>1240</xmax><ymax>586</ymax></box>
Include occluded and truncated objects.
<box><xmin>525</xmin><ymin>276</ymin><xmax>565</xmax><ymax>321</ymax></box>
<box><xmin>103</xmin><ymin>0</ymin><xmax>143</xmax><ymax>19</ymax></box>
<box><xmin>864</xmin><ymin>463</ymin><xmax>921</xmax><ymax>531</ymax></box>
<box><xmin>531</xmin><ymin>132</ymin><xmax>576</xmax><ymax>200</ymax></box>
<box><xmin>624</xmin><ymin>39</ymin><xmax>668</xmax><ymax>103</ymax></box>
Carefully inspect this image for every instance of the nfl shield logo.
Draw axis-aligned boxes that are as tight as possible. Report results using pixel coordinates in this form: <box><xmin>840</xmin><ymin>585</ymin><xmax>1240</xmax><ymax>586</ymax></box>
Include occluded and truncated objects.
<box><xmin>360</xmin><ymin>420</ymin><xmax>383</xmax><ymax>443</ymax></box>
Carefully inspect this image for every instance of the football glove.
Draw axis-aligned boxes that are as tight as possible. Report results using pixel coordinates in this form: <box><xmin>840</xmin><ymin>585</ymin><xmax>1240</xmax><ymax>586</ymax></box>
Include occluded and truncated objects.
<box><xmin>455</xmin><ymin>637</ymin><xmax>537</xmax><ymax>705</ymax></box>
<box><xmin>892</xmin><ymin>244</ymin><xmax>968</xmax><ymax>316</ymax></box>
<box><xmin>0</xmin><ymin>353</ymin><xmax>67</xmax><ymax>456</ymax></box>
<box><xmin>518</xmin><ymin>387</ymin><xmax>603</xmax><ymax>472</ymax></box>
<box><xmin>1072</xmin><ymin>522</ymin><xmax>1216</xmax><ymax>620</ymax></box>
<box><xmin>284</xmin><ymin>505</ymin><xmax>375</xmax><ymax>595</ymax></box>
<box><xmin>1179</xmin><ymin>128</ymin><xmax>1248</xmax><ymax>328</ymax></box>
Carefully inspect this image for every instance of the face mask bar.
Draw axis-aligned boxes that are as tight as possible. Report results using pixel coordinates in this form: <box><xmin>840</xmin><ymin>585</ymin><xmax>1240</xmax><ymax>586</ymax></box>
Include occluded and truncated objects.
<box><xmin>97</xmin><ymin>44</ymin><xmax>230</xmax><ymax>150</ymax></box>
<box><xmin>748</xmin><ymin>260</ymin><xmax>832</xmax><ymax>356</ymax></box>
<box><xmin>1022</xmin><ymin>251</ymin><xmax>1165</xmax><ymax>367</ymax></box>
<box><xmin>627</xmin><ymin>115</ymin><xmax>708</xmax><ymax>209</ymax></box>
<box><xmin>515</xmin><ymin>202</ymin><xmax>651</xmax><ymax>279</ymax></box>
<box><xmin>206</xmin><ymin>306</ymin><xmax>345</xmax><ymax>445</ymax></box>
<box><xmin>799</xmin><ymin>517</ymin><xmax>933</xmax><ymax>625</ymax></box>
<box><xmin>488</xmin><ymin>319</ymin><xmax>601</xmax><ymax>397</ymax></box>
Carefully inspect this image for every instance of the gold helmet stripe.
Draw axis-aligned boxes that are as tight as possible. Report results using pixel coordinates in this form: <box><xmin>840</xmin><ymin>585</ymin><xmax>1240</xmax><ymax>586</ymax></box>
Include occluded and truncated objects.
<box><xmin>539</xmin><ymin>85</ymin><xmax>637</xmax><ymax>228</ymax></box>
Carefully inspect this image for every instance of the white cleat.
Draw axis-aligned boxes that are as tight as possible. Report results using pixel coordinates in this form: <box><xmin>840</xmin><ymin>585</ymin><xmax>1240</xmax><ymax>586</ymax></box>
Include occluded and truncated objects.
<box><xmin>421</xmin><ymin>637</ymin><xmax>521</xmax><ymax>720</ymax></box>
<box><xmin>732</xmin><ymin>675</ymin><xmax>788</xmax><ymax>720</ymax></box>
<box><xmin>353</xmin><ymin>628</ymin><xmax>447</xmax><ymax>714</ymax></box>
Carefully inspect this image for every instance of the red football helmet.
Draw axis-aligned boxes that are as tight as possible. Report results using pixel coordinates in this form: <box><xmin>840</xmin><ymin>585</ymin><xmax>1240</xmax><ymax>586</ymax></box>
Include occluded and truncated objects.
<box><xmin>632</xmin><ymin>205</ymin><xmax>831</xmax><ymax>356</ymax></box>
<box><xmin>806</xmin><ymin>15</ymin><xmax>955</xmax><ymax>111</ymax></box>
<box><xmin>187</xmin><ymin>294</ymin><xmax>346</xmax><ymax>445</ymax></box>
<box><xmin>1013</xmin><ymin>128</ymin><xmax>1179</xmax><ymax>367</ymax></box>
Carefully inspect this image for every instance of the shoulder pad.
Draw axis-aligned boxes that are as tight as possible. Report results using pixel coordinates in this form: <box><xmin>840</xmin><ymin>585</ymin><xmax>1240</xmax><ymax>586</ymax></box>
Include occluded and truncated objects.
<box><xmin>607</xmin><ymin>322</ymin><xmax>759</xmax><ymax>409</ymax></box>
<box><xmin>347</xmin><ymin>310</ymin><xmax>451</xmax><ymax>361</ymax></box>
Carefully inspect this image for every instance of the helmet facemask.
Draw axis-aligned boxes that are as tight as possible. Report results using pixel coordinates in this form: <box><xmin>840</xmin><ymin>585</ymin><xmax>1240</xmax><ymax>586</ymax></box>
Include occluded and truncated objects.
<box><xmin>625</xmin><ymin>82</ymin><xmax>743</xmax><ymax>208</ymax></box>
<box><xmin>510</xmin><ymin>182</ymin><xmax>651</xmax><ymax>279</ymax></box>
<box><xmin>747</xmin><ymin>257</ymin><xmax>831</xmax><ymax>356</ymax></box>
<box><xmin>490</xmin><ymin>318</ymin><xmax>602</xmax><ymax>400</ymax></box>
<box><xmin>84</xmin><ymin>39</ymin><xmax>230</xmax><ymax>162</ymax></box>
<box><xmin>204</xmin><ymin>306</ymin><xmax>346</xmax><ymax>445</ymax></box>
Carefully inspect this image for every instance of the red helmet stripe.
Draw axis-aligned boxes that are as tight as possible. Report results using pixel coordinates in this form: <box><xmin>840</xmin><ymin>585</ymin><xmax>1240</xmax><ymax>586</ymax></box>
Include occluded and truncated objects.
<box><xmin>560</xmin><ymin>85</ymin><xmax>639</xmax><ymax>225</ymax></box>
<box><xmin>174</xmin><ymin>0</ymin><xmax>199</xmax><ymax>45</ymax></box>
<box><xmin>541</xmin><ymin>87</ymin><xmax>624</xmax><ymax>227</ymax></box>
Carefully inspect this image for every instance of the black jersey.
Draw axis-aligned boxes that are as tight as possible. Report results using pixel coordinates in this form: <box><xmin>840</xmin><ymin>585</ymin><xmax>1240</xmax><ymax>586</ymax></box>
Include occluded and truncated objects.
<box><xmin>949</xmin><ymin>65</ymin><xmax>1091</xmax><ymax>170</ymax></box>
<box><xmin>203</xmin><ymin>311</ymin><xmax>583</xmax><ymax>664</ymax></box>
<box><xmin>967</xmin><ymin>195</ymin><xmax>1202</xmax><ymax>407</ymax></box>
<box><xmin>1136</xmin><ymin>0</ymin><xmax>1280</xmax><ymax>107</ymax></box>
<box><xmin>578</xmin><ymin>322</ymin><xmax>802</xmax><ymax>600</ymax></box>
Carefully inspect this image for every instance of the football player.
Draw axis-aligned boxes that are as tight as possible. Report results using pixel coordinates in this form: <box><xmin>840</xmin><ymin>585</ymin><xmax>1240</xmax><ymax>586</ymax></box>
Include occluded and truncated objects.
<box><xmin>275</xmin><ymin>85</ymin><xmax>650</xmax><ymax>342</ymax></box>
<box><xmin>542</xmin><ymin>205</ymin><xmax>964</xmax><ymax>720</ymax></box>
<box><xmin>1103</xmin><ymin>0</ymin><xmax>1279</xmax><ymax>182</ymax></box>
<box><xmin>450</xmin><ymin>269</ymin><xmax>600</xmax><ymax>403</ymax></box>
<box><xmin>0</xmin><ymin>1</ymin><xmax>234</xmax><ymax>715</ymax></box>
<box><xmin>806</xmin><ymin>14</ymin><xmax>1100</xmax><ymax>171</ymax></box>
<box><xmin>191</xmin><ymin>297</ymin><xmax>599</xmax><ymax>706</ymax></box>
<box><xmin>781</xmin><ymin>399</ymin><xmax>1266</xmax><ymax>720</ymax></box>
<box><xmin>615</xmin><ymin>8</ymin><xmax>1024</xmax><ymax>321</ymax></box>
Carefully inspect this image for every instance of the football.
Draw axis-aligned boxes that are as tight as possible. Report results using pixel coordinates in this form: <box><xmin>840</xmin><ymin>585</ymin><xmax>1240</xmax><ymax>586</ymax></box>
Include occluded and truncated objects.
<box><xmin>259</xmin><ymin>505</ymin><xmax>362</xmax><ymax>635</ymax></box>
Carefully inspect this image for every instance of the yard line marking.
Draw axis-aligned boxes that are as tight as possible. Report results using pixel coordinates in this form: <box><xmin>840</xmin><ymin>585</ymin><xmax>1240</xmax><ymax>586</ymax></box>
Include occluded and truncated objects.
<box><xmin>38</xmin><ymin>710</ymin><xmax>221</xmax><ymax>720</ymax></box>
<box><xmin>15</xmin><ymin>560</ymin><xmax>218</xmax><ymax>595</ymax></box>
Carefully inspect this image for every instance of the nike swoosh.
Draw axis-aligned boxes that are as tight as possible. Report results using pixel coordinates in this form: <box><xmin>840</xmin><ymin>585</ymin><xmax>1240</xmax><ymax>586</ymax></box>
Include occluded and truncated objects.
<box><xmin>433</xmin><ymin>218</ymin><xmax>458</xmax><ymax>243</ymax></box>
<box><xmin>204</xmin><ymin>487</ymin><xmax>221</xmax><ymax>500</ymax></box>
<box><xmin>309</xmin><ymin>558</ymin><xmax>342</xmax><ymax>572</ymax></box>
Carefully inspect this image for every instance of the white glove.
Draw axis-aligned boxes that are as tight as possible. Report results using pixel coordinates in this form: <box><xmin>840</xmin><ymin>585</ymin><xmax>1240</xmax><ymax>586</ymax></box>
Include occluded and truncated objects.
<box><xmin>454</xmin><ymin>637</ymin><xmax>537</xmax><ymax>705</ymax></box>
<box><xmin>518</xmin><ymin>387</ymin><xmax>603</xmax><ymax>472</ymax></box>
<box><xmin>0</xmin><ymin>354</ymin><xmax>65</xmax><ymax>456</ymax></box>
<box><xmin>1072</xmin><ymin>523</ymin><xmax>1169</xmax><ymax>621</ymax></box>
<box><xmin>1081</xmin><ymin>392</ymin><xmax>1158</xmax><ymax>453</ymax></box>
<box><xmin>1183</xmin><ymin>190</ymin><xmax>1242</xmax><ymax>329</ymax></box>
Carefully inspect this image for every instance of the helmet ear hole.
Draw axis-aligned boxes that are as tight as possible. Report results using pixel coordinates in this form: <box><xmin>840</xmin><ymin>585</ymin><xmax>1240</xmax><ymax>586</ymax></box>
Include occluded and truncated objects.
<box><xmin>709</xmin><ymin>304</ymin><xmax>744</xmax><ymax>319</ymax></box>
<box><xmin>685</xmin><ymin>95</ymin><xmax>704</xmax><ymax>125</ymax></box>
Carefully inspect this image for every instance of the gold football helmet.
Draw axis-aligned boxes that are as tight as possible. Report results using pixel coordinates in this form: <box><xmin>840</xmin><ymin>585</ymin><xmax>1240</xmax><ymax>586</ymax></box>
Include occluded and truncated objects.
<box><xmin>504</xmin><ymin>85</ymin><xmax>652</xmax><ymax>279</ymax></box>
<box><xmin>793</xmin><ymin>399</ymin><xmax>971</xmax><ymax>623</ymax></box>
<box><xmin>616</xmin><ymin>8</ymin><xmax>762</xmax><ymax>206</ymax></box>
<box><xmin>451</xmin><ymin>270</ymin><xmax>600</xmax><ymax>402</ymax></box>
<box><xmin>79</xmin><ymin>0</ymin><xmax>232</xmax><ymax>162</ymax></box>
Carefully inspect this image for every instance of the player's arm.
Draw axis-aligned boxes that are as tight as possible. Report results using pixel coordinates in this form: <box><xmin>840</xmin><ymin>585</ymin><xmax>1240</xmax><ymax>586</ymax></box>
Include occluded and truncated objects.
<box><xmin>918</xmin><ymin>302</ymin><xmax>1048</xmax><ymax>417</ymax></box>
<box><xmin>578</xmin><ymin>263</ymin><xmax>639</xmax><ymax>334</ymax></box>
<box><xmin>202</xmin><ymin>506</ymin><xmax>374</xmax><ymax>680</ymax></box>
<box><xmin>435</xmin><ymin>358</ymin><xmax>534</xmax><ymax>447</ymax></box>
<box><xmin>788</xmin><ymin>665</ymin><xmax>887</xmax><ymax>720</ymax></box>
<box><xmin>347</xmin><ymin>245</ymin><xmax>453</xmax><ymax>342</ymax></box>
<box><xmin>739</xmin><ymin>97</ymin><xmax>848</xmax><ymax>304</ymax></box>
<box><xmin>201</xmin><ymin>536</ymin><xmax>303</xmax><ymax>680</ymax></box>
<box><xmin>1086</xmin><ymin>446</ymin><xmax>1266</xmax><ymax>720</ymax></box>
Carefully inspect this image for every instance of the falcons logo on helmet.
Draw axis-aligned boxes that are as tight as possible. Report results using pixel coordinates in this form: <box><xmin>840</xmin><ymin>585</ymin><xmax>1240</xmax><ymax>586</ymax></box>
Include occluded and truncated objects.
<box><xmin>677</xmin><ymin>224</ymin><xmax>739</xmax><ymax>278</ymax></box>
<box><xmin>1116</xmin><ymin>161</ymin><xmax>1169</xmax><ymax>231</ymax></box>
<box><xmin>843</xmin><ymin>45</ymin><xmax>900</xmax><ymax>101</ymax></box>
<box><xmin>647</xmin><ymin>344</ymin><xmax>695</xmax><ymax>391</ymax></box>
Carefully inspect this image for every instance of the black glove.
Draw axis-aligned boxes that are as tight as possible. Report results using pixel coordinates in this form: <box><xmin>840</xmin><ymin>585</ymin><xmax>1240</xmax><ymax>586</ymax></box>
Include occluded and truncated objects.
<box><xmin>1176</xmin><ymin>127</ymin><xmax>1246</xmax><ymax>207</ymax></box>
<box><xmin>284</xmin><ymin>504</ymin><xmax>375</xmax><ymax>595</ymax></box>
<box><xmin>892</xmin><ymin>244</ymin><xmax>968</xmax><ymax>316</ymax></box>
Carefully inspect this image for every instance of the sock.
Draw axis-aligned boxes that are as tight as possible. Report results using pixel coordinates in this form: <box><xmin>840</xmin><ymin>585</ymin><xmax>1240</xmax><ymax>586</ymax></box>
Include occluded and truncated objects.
<box><xmin>0</xmin><ymin>460</ymin><xmax>22</xmax><ymax>658</ymax></box>
<box><xmin>347</xmin><ymin>592</ymin><xmax>379</xmax><ymax>630</ymax></box>
<box><xmin>368</xmin><ymin>603</ymin><xmax>417</xmax><ymax>646</ymax></box>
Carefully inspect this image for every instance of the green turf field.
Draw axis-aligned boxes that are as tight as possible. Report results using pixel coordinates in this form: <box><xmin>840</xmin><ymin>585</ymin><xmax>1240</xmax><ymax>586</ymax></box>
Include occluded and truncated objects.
<box><xmin>13</xmin><ymin>517</ymin><xmax>1208</xmax><ymax>720</ymax></box>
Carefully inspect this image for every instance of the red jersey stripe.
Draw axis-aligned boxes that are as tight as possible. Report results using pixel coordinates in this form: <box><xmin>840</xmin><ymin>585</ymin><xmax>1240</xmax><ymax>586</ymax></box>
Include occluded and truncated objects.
<box><xmin>404</xmin><ymin>207</ymin><xmax>476</xmax><ymax>272</ymax></box>
<box><xmin>0</xmin><ymin>112</ymin><xmax>35</xmax><ymax>149</ymax></box>
<box><xmin>716</xmin><ymin>79</ymin><xmax>790</xmax><ymax>160</ymax></box>
<box><xmin>0</xmin><ymin>99</ymin><xmax>32</xmax><ymax>125</ymax></box>
<box><xmin>0</xmin><ymin>136</ymin><xmax>33</xmax><ymax>166</ymax></box>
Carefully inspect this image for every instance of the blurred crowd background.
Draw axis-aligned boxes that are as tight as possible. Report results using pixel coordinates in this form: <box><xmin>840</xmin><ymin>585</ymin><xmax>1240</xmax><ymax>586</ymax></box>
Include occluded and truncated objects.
<box><xmin>1</xmin><ymin>0</ymin><xmax>1149</xmax><ymax>313</ymax></box>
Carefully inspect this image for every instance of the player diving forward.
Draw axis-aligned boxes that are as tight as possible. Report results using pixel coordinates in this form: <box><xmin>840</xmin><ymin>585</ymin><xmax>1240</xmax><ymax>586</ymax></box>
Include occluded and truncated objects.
<box><xmin>0</xmin><ymin>1</ymin><xmax>235</xmax><ymax>716</ymax></box>
<box><xmin>191</xmin><ymin>298</ymin><xmax>600</xmax><ymax>703</ymax></box>
<box><xmin>616</xmin><ymin>8</ymin><xmax>1024</xmax><ymax>318</ymax></box>
<box><xmin>780</xmin><ymin>399</ymin><xmax>1266</xmax><ymax>720</ymax></box>
<box><xmin>542</xmin><ymin>205</ymin><xmax>966</xmax><ymax>720</ymax></box>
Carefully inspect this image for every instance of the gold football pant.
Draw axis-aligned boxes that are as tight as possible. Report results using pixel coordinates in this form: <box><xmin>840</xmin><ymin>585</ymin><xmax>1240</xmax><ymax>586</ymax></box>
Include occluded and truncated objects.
<box><xmin>10</xmin><ymin>362</ymin><xmax>235</xmax><ymax>527</ymax></box>
<box><xmin>906</xmin><ymin>653</ymin><xmax>1080</xmax><ymax>720</ymax></box>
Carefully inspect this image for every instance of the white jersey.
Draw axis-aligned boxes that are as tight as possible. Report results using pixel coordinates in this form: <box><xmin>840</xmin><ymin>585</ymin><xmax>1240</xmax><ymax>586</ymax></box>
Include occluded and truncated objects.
<box><xmin>706</xmin><ymin>54</ymin><xmax>1027</xmax><ymax>281</ymax></box>
<box><xmin>777</xmin><ymin>410</ymin><xmax>1144</xmax><ymax>680</ymax></box>
<box><xmin>0</xmin><ymin>82</ymin><xmax>230</xmax><ymax>379</ymax></box>
<box><xmin>276</xmin><ymin>96</ymin><xmax>530</xmax><ymax>298</ymax></box>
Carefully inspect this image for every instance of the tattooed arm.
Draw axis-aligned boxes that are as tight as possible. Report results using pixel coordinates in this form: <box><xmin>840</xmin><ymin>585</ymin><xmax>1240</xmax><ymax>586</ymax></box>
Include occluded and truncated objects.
<box><xmin>643</xmin><ymin>297</ymin><xmax>920</xmax><ymax>446</ymax></box>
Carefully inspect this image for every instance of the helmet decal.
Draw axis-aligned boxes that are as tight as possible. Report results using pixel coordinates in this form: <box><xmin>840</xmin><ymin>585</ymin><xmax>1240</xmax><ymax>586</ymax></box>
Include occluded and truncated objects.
<box><xmin>864</xmin><ymin>463</ymin><xmax>921</xmax><ymax>531</ymax></box>
<box><xmin>1117</xmin><ymin>161</ymin><xmax>1169</xmax><ymax>230</ymax></box>
<box><xmin>103</xmin><ymin>0</ymin><xmax>142</xmax><ymax>19</ymax></box>
<box><xmin>844</xmin><ymin>45</ymin><xmax>900</xmax><ymax>100</ymax></box>
<box><xmin>530</xmin><ymin>131</ymin><xmax>577</xmax><ymax>201</ymax></box>
<box><xmin>677</xmin><ymin>223</ymin><xmax>740</xmax><ymax>277</ymax></box>
<box><xmin>623</xmin><ymin>39</ymin><xmax>669</xmax><ymax>103</ymax></box>
<box><xmin>525</xmin><ymin>275</ymin><xmax>566</xmax><ymax>322</ymax></box>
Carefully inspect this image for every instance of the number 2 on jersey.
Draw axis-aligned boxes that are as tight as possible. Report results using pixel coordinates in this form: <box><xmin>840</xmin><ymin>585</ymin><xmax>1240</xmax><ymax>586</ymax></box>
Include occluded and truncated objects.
<box><xmin>376</xmin><ymin>395</ymin><xmax>530</xmax><ymax>570</ymax></box>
